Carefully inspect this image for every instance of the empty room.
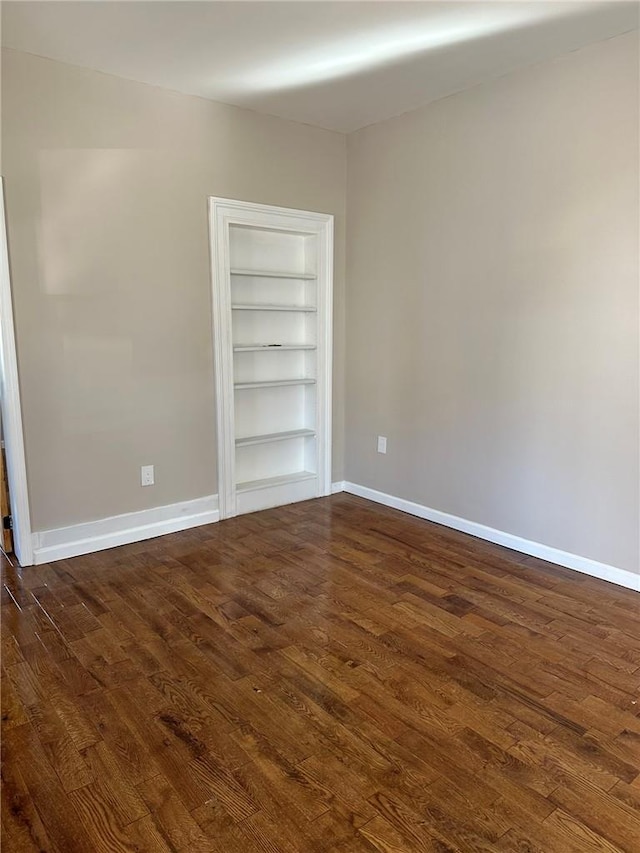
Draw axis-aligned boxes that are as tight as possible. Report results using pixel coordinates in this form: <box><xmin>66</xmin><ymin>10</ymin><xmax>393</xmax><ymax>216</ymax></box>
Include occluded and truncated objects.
<box><xmin>1</xmin><ymin>1</ymin><xmax>639</xmax><ymax>851</ymax></box>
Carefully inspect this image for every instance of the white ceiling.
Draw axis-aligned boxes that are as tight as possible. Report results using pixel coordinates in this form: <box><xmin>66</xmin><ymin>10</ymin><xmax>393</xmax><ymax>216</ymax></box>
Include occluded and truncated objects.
<box><xmin>2</xmin><ymin>1</ymin><xmax>638</xmax><ymax>132</ymax></box>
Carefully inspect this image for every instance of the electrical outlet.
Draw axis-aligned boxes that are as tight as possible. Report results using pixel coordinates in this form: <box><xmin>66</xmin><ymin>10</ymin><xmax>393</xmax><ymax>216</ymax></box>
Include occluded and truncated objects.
<box><xmin>141</xmin><ymin>465</ymin><xmax>154</xmax><ymax>486</ymax></box>
<box><xmin>377</xmin><ymin>436</ymin><xmax>387</xmax><ymax>454</ymax></box>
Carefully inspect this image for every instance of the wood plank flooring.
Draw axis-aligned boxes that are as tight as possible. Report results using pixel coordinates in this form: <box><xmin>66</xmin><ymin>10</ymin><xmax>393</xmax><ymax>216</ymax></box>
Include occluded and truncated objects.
<box><xmin>2</xmin><ymin>493</ymin><xmax>640</xmax><ymax>852</ymax></box>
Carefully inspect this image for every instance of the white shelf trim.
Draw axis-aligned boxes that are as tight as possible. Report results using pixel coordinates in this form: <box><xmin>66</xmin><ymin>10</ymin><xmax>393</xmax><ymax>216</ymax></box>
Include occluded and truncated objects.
<box><xmin>231</xmin><ymin>303</ymin><xmax>317</xmax><ymax>312</ymax></box>
<box><xmin>236</xmin><ymin>471</ymin><xmax>317</xmax><ymax>493</ymax></box>
<box><xmin>233</xmin><ymin>344</ymin><xmax>317</xmax><ymax>352</ymax></box>
<box><xmin>231</xmin><ymin>268</ymin><xmax>317</xmax><ymax>279</ymax></box>
<box><xmin>234</xmin><ymin>378</ymin><xmax>316</xmax><ymax>390</ymax></box>
<box><xmin>236</xmin><ymin>429</ymin><xmax>316</xmax><ymax>447</ymax></box>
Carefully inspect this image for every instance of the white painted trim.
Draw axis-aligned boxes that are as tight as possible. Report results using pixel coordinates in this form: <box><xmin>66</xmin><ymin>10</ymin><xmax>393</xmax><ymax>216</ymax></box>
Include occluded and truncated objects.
<box><xmin>237</xmin><ymin>476</ymin><xmax>317</xmax><ymax>516</ymax></box>
<box><xmin>32</xmin><ymin>495</ymin><xmax>219</xmax><ymax>565</ymax></box>
<box><xmin>28</xmin><ymin>478</ymin><xmax>636</xmax><ymax>593</ymax></box>
<box><xmin>208</xmin><ymin>197</ymin><xmax>333</xmax><ymax>519</ymax></box>
<box><xmin>342</xmin><ymin>482</ymin><xmax>640</xmax><ymax>592</ymax></box>
<box><xmin>0</xmin><ymin>178</ymin><xmax>33</xmax><ymax>565</ymax></box>
<box><xmin>209</xmin><ymin>198</ymin><xmax>237</xmax><ymax>521</ymax></box>
<box><xmin>316</xmin><ymin>213</ymin><xmax>334</xmax><ymax>499</ymax></box>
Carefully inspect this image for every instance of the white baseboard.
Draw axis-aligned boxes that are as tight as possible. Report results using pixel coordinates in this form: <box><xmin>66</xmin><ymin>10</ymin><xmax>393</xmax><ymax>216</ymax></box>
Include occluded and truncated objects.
<box><xmin>340</xmin><ymin>481</ymin><xmax>639</xmax><ymax>593</ymax></box>
<box><xmin>32</xmin><ymin>495</ymin><xmax>219</xmax><ymax>565</ymax></box>
<box><xmin>31</xmin><ymin>482</ymin><xmax>639</xmax><ymax>593</ymax></box>
<box><xmin>32</xmin><ymin>484</ymin><xmax>344</xmax><ymax>565</ymax></box>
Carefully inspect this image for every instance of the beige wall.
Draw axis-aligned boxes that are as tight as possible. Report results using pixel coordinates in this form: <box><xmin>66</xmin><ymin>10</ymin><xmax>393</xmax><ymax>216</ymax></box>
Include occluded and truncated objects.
<box><xmin>1</xmin><ymin>49</ymin><xmax>346</xmax><ymax>531</ymax></box>
<box><xmin>346</xmin><ymin>32</ymin><xmax>639</xmax><ymax>573</ymax></box>
<box><xmin>3</xmin><ymin>34</ymin><xmax>638</xmax><ymax>575</ymax></box>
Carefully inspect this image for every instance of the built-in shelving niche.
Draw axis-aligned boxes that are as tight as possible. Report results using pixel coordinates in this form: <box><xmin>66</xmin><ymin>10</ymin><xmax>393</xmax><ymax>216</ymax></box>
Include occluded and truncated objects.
<box><xmin>209</xmin><ymin>198</ymin><xmax>333</xmax><ymax>519</ymax></box>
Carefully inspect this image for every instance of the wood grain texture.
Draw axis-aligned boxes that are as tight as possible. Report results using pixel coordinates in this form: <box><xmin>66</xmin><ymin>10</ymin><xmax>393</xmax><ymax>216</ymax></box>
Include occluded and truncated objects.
<box><xmin>2</xmin><ymin>493</ymin><xmax>639</xmax><ymax>851</ymax></box>
<box><xmin>0</xmin><ymin>447</ymin><xmax>12</xmax><ymax>554</ymax></box>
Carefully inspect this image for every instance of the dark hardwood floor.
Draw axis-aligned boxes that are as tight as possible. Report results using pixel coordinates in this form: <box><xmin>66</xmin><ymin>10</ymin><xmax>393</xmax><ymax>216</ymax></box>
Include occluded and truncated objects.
<box><xmin>2</xmin><ymin>493</ymin><xmax>640</xmax><ymax>852</ymax></box>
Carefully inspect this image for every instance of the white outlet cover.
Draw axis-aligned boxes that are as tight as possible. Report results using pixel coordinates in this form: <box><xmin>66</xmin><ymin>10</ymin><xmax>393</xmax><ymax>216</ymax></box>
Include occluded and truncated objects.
<box><xmin>377</xmin><ymin>436</ymin><xmax>387</xmax><ymax>454</ymax></box>
<box><xmin>141</xmin><ymin>464</ymin><xmax>154</xmax><ymax>486</ymax></box>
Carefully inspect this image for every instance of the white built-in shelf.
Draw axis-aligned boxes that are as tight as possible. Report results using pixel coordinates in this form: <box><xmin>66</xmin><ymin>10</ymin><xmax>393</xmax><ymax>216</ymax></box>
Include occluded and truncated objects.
<box><xmin>234</xmin><ymin>378</ymin><xmax>316</xmax><ymax>390</ymax></box>
<box><xmin>233</xmin><ymin>344</ymin><xmax>317</xmax><ymax>352</ymax></box>
<box><xmin>210</xmin><ymin>197</ymin><xmax>332</xmax><ymax>520</ymax></box>
<box><xmin>236</xmin><ymin>471</ymin><xmax>317</xmax><ymax>493</ymax></box>
<box><xmin>235</xmin><ymin>428</ymin><xmax>316</xmax><ymax>447</ymax></box>
<box><xmin>231</xmin><ymin>304</ymin><xmax>316</xmax><ymax>312</ymax></box>
<box><xmin>231</xmin><ymin>269</ymin><xmax>317</xmax><ymax>280</ymax></box>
